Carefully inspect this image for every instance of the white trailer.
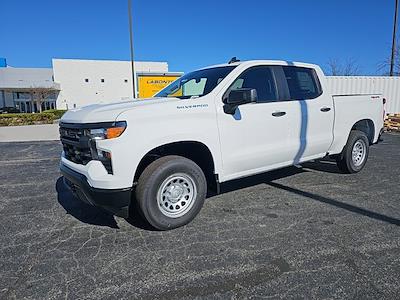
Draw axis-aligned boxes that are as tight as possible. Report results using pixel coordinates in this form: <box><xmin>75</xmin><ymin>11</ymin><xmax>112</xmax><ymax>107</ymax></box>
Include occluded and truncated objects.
<box><xmin>326</xmin><ymin>76</ymin><xmax>400</xmax><ymax>113</ymax></box>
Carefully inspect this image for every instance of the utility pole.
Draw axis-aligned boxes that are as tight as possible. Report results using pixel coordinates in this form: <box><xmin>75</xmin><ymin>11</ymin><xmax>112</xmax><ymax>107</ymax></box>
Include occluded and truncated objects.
<box><xmin>390</xmin><ymin>0</ymin><xmax>399</xmax><ymax>76</ymax></box>
<box><xmin>128</xmin><ymin>0</ymin><xmax>136</xmax><ymax>97</ymax></box>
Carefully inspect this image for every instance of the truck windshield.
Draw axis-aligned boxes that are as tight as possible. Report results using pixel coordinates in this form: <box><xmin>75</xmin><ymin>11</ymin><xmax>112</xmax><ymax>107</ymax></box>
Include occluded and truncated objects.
<box><xmin>155</xmin><ymin>66</ymin><xmax>236</xmax><ymax>99</ymax></box>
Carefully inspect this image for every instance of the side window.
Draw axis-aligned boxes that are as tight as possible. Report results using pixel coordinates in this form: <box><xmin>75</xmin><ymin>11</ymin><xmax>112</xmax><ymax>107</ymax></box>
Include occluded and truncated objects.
<box><xmin>227</xmin><ymin>66</ymin><xmax>278</xmax><ymax>103</ymax></box>
<box><xmin>282</xmin><ymin>66</ymin><xmax>321</xmax><ymax>100</ymax></box>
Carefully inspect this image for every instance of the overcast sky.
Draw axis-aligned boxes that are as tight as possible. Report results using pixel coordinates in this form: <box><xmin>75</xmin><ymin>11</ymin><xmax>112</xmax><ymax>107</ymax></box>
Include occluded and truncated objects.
<box><xmin>0</xmin><ymin>0</ymin><xmax>398</xmax><ymax>75</ymax></box>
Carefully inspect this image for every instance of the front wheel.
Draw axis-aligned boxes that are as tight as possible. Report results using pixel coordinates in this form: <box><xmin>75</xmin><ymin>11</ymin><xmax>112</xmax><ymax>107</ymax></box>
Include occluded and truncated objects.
<box><xmin>336</xmin><ymin>130</ymin><xmax>369</xmax><ymax>174</ymax></box>
<box><xmin>136</xmin><ymin>155</ymin><xmax>207</xmax><ymax>230</ymax></box>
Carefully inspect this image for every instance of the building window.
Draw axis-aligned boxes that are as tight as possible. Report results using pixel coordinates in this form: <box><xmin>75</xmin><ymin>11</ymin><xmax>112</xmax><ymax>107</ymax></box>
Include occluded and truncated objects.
<box><xmin>101</xmin><ymin>79</ymin><xmax>105</xmax><ymax>83</ymax></box>
<box><xmin>13</xmin><ymin>92</ymin><xmax>31</xmax><ymax>100</ymax></box>
<box><xmin>84</xmin><ymin>79</ymin><xmax>89</xmax><ymax>83</ymax></box>
<box><xmin>124</xmin><ymin>79</ymin><xmax>128</xmax><ymax>83</ymax></box>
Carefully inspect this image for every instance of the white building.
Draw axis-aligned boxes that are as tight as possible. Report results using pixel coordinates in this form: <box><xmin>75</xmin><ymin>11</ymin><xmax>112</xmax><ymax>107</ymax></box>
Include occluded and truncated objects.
<box><xmin>52</xmin><ymin>59</ymin><xmax>172</xmax><ymax>109</ymax></box>
<box><xmin>0</xmin><ymin>67</ymin><xmax>60</xmax><ymax>112</ymax></box>
<box><xmin>0</xmin><ymin>58</ymin><xmax>178</xmax><ymax>112</ymax></box>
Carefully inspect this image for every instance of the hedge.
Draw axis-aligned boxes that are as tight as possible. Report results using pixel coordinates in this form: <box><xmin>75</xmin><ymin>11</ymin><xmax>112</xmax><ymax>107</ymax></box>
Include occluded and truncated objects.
<box><xmin>0</xmin><ymin>110</ymin><xmax>67</xmax><ymax>127</ymax></box>
<box><xmin>42</xmin><ymin>109</ymin><xmax>67</xmax><ymax>119</ymax></box>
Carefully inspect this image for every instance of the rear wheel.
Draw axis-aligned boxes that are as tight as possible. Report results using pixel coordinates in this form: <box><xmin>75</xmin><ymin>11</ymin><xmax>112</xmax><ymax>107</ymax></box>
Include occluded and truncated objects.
<box><xmin>336</xmin><ymin>130</ymin><xmax>369</xmax><ymax>173</ymax></box>
<box><xmin>136</xmin><ymin>155</ymin><xmax>207</xmax><ymax>230</ymax></box>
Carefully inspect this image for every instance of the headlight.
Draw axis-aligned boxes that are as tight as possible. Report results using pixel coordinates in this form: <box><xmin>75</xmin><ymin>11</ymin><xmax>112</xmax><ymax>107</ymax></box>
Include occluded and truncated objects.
<box><xmin>85</xmin><ymin>121</ymin><xmax>126</xmax><ymax>174</ymax></box>
<box><xmin>86</xmin><ymin>121</ymin><xmax>127</xmax><ymax>140</ymax></box>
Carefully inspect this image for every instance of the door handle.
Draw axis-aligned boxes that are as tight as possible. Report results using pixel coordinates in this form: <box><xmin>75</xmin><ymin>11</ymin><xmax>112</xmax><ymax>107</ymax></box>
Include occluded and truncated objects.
<box><xmin>320</xmin><ymin>107</ymin><xmax>331</xmax><ymax>112</ymax></box>
<box><xmin>272</xmin><ymin>111</ymin><xmax>286</xmax><ymax>117</ymax></box>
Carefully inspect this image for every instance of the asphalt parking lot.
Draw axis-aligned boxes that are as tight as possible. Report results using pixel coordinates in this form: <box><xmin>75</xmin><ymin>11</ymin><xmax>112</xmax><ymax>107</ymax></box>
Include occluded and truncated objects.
<box><xmin>0</xmin><ymin>133</ymin><xmax>399</xmax><ymax>299</ymax></box>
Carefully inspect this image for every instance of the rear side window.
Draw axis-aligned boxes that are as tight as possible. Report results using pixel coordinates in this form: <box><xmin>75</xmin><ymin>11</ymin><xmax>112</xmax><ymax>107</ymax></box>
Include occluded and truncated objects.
<box><xmin>282</xmin><ymin>66</ymin><xmax>321</xmax><ymax>100</ymax></box>
<box><xmin>227</xmin><ymin>66</ymin><xmax>278</xmax><ymax>103</ymax></box>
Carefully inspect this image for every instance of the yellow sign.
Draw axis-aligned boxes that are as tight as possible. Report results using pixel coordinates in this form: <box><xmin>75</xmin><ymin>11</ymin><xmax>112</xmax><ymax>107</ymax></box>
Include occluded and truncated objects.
<box><xmin>138</xmin><ymin>75</ymin><xmax>180</xmax><ymax>98</ymax></box>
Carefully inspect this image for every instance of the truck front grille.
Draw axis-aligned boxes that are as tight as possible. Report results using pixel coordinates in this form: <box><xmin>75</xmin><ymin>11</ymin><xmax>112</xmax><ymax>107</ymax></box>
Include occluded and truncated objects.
<box><xmin>59</xmin><ymin>125</ymin><xmax>93</xmax><ymax>165</ymax></box>
<box><xmin>62</xmin><ymin>143</ymin><xmax>92</xmax><ymax>165</ymax></box>
<box><xmin>60</xmin><ymin>122</ymin><xmax>113</xmax><ymax>174</ymax></box>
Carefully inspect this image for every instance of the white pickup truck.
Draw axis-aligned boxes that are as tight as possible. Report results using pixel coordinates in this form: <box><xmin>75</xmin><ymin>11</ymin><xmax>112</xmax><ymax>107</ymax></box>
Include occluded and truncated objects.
<box><xmin>60</xmin><ymin>59</ymin><xmax>385</xmax><ymax>230</ymax></box>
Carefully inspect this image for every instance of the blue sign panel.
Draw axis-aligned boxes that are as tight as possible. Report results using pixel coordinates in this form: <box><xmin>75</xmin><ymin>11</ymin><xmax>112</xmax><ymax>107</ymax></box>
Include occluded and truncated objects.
<box><xmin>0</xmin><ymin>58</ymin><xmax>6</xmax><ymax>67</ymax></box>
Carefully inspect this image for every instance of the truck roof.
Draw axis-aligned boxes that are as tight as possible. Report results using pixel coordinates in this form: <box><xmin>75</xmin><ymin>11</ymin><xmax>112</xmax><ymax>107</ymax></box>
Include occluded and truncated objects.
<box><xmin>197</xmin><ymin>60</ymin><xmax>320</xmax><ymax>71</ymax></box>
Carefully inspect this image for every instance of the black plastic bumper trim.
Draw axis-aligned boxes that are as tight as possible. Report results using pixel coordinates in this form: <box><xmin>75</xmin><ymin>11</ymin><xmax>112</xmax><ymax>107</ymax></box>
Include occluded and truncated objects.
<box><xmin>60</xmin><ymin>164</ymin><xmax>131</xmax><ymax>218</ymax></box>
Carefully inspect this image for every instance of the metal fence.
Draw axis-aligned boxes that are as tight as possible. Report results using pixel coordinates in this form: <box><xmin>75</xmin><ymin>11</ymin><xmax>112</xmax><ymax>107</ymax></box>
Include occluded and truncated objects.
<box><xmin>326</xmin><ymin>76</ymin><xmax>400</xmax><ymax>113</ymax></box>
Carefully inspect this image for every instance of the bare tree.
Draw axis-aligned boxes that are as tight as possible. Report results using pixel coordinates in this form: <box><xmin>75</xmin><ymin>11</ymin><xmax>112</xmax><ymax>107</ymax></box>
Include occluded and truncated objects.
<box><xmin>326</xmin><ymin>58</ymin><xmax>361</xmax><ymax>76</ymax></box>
<box><xmin>327</xmin><ymin>58</ymin><xmax>341</xmax><ymax>76</ymax></box>
<box><xmin>25</xmin><ymin>86</ymin><xmax>59</xmax><ymax>113</ymax></box>
<box><xmin>377</xmin><ymin>42</ymin><xmax>400</xmax><ymax>76</ymax></box>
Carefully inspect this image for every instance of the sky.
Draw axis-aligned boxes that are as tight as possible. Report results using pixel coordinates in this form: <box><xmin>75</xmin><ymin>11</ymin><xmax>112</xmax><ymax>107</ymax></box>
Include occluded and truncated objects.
<box><xmin>0</xmin><ymin>0</ymin><xmax>398</xmax><ymax>75</ymax></box>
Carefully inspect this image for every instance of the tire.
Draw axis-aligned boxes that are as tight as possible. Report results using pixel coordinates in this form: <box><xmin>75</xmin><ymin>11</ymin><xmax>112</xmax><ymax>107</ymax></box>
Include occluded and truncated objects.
<box><xmin>136</xmin><ymin>155</ymin><xmax>207</xmax><ymax>230</ymax></box>
<box><xmin>336</xmin><ymin>130</ymin><xmax>369</xmax><ymax>174</ymax></box>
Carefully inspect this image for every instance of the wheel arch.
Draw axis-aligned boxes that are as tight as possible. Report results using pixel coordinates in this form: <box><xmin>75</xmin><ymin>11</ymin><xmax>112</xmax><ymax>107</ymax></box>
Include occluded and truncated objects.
<box><xmin>351</xmin><ymin>119</ymin><xmax>375</xmax><ymax>144</ymax></box>
<box><xmin>329</xmin><ymin>118</ymin><xmax>376</xmax><ymax>156</ymax></box>
<box><xmin>134</xmin><ymin>141</ymin><xmax>218</xmax><ymax>191</ymax></box>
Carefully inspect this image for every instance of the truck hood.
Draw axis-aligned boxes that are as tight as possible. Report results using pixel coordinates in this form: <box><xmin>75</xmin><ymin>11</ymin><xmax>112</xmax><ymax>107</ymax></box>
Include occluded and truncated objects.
<box><xmin>61</xmin><ymin>97</ymin><xmax>179</xmax><ymax>123</ymax></box>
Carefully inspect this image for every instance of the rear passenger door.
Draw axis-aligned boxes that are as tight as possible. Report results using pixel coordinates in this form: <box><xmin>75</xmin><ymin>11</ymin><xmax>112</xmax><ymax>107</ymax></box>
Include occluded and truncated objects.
<box><xmin>280</xmin><ymin>66</ymin><xmax>334</xmax><ymax>163</ymax></box>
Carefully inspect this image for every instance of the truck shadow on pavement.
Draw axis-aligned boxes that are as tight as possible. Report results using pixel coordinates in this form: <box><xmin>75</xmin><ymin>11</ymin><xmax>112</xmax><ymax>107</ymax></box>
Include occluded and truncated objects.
<box><xmin>56</xmin><ymin>177</ymin><xmax>120</xmax><ymax>229</ymax></box>
<box><xmin>217</xmin><ymin>162</ymin><xmax>400</xmax><ymax>227</ymax></box>
<box><xmin>267</xmin><ymin>181</ymin><xmax>400</xmax><ymax>226</ymax></box>
<box><xmin>56</xmin><ymin>177</ymin><xmax>155</xmax><ymax>230</ymax></box>
<box><xmin>216</xmin><ymin>166</ymin><xmax>307</xmax><ymax>195</ymax></box>
<box><xmin>301</xmin><ymin>159</ymin><xmax>343</xmax><ymax>174</ymax></box>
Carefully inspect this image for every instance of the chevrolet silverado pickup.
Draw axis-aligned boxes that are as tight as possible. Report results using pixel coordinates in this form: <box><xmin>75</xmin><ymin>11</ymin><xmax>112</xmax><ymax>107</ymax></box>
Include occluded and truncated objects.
<box><xmin>60</xmin><ymin>59</ymin><xmax>385</xmax><ymax>230</ymax></box>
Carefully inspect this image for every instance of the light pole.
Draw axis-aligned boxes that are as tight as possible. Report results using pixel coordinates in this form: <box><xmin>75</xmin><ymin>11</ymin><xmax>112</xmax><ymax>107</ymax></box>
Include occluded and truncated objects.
<box><xmin>128</xmin><ymin>0</ymin><xmax>136</xmax><ymax>98</ymax></box>
<box><xmin>390</xmin><ymin>0</ymin><xmax>399</xmax><ymax>76</ymax></box>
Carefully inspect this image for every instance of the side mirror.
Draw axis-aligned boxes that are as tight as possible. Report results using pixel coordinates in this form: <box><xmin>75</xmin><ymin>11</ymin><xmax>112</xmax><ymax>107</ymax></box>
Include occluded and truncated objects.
<box><xmin>223</xmin><ymin>88</ymin><xmax>258</xmax><ymax>114</ymax></box>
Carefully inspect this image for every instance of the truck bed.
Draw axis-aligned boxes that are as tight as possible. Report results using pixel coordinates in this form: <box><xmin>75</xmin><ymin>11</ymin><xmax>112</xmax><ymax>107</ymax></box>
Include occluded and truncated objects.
<box><xmin>328</xmin><ymin>94</ymin><xmax>384</xmax><ymax>154</ymax></box>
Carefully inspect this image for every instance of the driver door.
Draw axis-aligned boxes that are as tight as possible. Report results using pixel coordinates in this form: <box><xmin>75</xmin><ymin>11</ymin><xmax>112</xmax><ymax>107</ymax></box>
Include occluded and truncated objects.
<box><xmin>216</xmin><ymin>65</ymin><xmax>297</xmax><ymax>181</ymax></box>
